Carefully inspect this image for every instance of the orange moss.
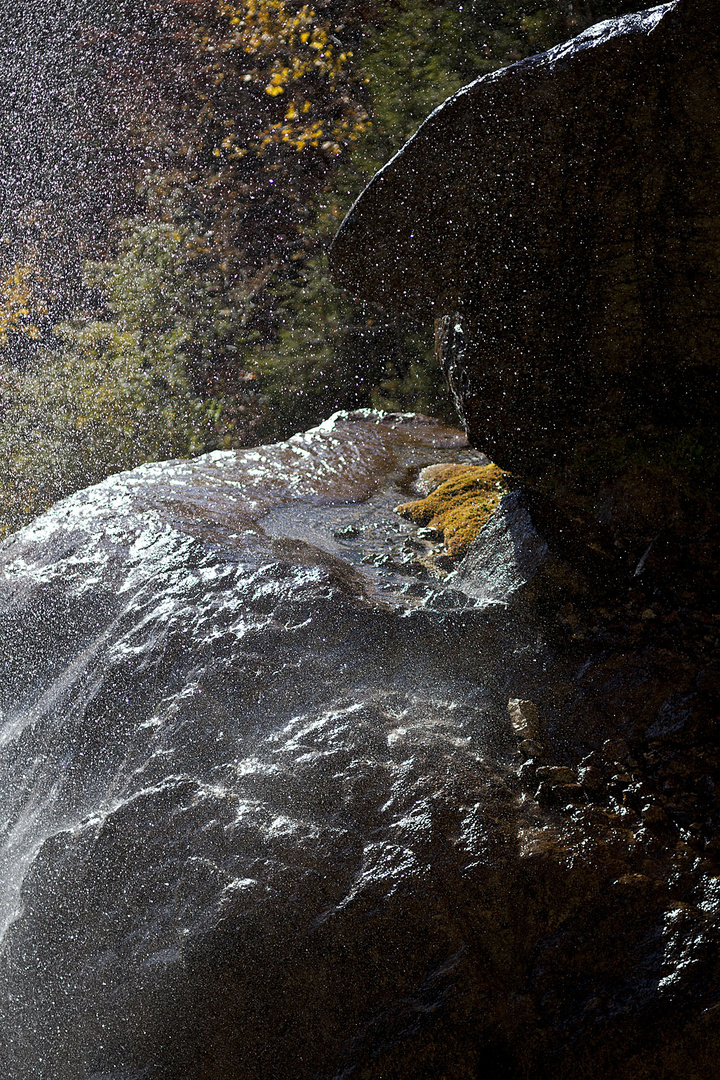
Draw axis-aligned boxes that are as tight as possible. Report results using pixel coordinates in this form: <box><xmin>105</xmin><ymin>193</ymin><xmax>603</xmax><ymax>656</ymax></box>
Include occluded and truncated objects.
<box><xmin>395</xmin><ymin>463</ymin><xmax>509</xmax><ymax>559</ymax></box>
<box><xmin>412</xmin><ymin>461</ymin><xmax>478</xmax><ymax>496</ymax></box>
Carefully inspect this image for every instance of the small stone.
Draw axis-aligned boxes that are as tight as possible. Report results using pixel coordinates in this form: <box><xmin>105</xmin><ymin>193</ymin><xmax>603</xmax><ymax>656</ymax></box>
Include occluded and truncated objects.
<box><xmin>404</xmin><ymin>560</ymin><xmax>430</xmax><ymax>579</ymax></box>
<box><xmin>536</xmin><ymin>765</ymin><xmax>576</xmax><ymax>785</ymax></box>
<box><xmin>518</xmin><ymin>758</ymin><xmax>537</xmax><ymax>784</ymax></box>
<box><xmin>535</xmin><ymin>782</ymin><xmax>584</xmax><ymax>807</ymax></box>
<box><xmin>578</xmin><ymin>765</ymin><xmax>604</xmax><ymax>791</ymax></box>
<box><xmin>333</xmin><ymin>524</ymin><xmax>360</xmax><ymax>539</ymax></box>
<box><xmin>423</xmin><ymin>588</ymin><xmax>469</xmax><ymax>610</ymax></box>
<box><xmin>399</xmin><ymin>582</ymin><xmax>428</xmax><ymax>598</ymax></box>
<box><xmin>641</xmin><ymin>803</ymin><xmax>668</xmax><ymax>826</ymax></box>
<box><xmin>508</xmin><ymin>698</ymin><xmax>540</xmax><ymax>739</ymax></box>
<box><xmin>613</xmin><ymin>873</ymin><xmax>657</xmax><ymax>890</ymax></box>
<box><xmin>534</xmin><ymin>782</ymin><xmax>552</xmax><ymax>805</ymax></box>
<box><xmin>518</xmin><ymin>738</ymin><xmax>543</xmax><ymax>760</ymax></box>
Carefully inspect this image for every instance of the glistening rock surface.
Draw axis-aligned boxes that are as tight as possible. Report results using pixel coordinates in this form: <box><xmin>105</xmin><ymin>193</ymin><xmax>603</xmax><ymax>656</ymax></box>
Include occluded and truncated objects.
<box><xmin>331</xmin><ymin>0</ymin><xmax>720</xmax><ymax>558</ymax></box>
<box><xmin>0</xmin><ymin>411</ymin><xmax>718</xmax><ymax>1079</ymax></box>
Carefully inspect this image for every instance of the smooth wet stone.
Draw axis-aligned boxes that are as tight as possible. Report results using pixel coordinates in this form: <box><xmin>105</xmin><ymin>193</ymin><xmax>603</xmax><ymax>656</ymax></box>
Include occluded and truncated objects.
<box><xmin>453</xmin><ymin>491</ymin><xmax>550</xmax><ymax>604</ymax></box>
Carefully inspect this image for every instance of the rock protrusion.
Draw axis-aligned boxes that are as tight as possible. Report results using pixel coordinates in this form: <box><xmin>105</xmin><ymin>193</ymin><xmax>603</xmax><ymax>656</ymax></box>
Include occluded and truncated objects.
<box><xmin>508</xmin><ymin>698</ymin><xmax>540</xmax><ymax>740</ymax></box>
<box><xmin>331</xmin><ymin>0</ymin><xmax>720</xmax><ymax>565</ymax></box>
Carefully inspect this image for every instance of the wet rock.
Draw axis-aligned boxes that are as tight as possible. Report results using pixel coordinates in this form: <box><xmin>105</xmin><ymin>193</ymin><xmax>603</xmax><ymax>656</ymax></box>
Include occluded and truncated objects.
<box><xmin>642</xmin><ymin>803</ymin><xmax>668</xmax><ymax>827</ymax></box>
<box><xmin>508</xmin><ymin>698</ymin><xmax>540</xmax><ymax>740</ymax></box>
<box><xmin>453</xmin><ymin>491</ymin><xmax>550</xmax><ymax>604</ymax></box>
<box><xmin>518</xmin><ymin>738</ymin><xmax>544</xmax><ymax>762</ymax></box>
<box><xmin>535</xmin><ymin>766</ymin><xmax>576</xmax><ymax>785</ymax></box>
<box><xmin>535</xmin><ymin>781</ymin><xmax>585</xmax><ymax>808</ymax></box>
<box><xmin>416</xmin><ymin>525</ymin><xmax>442</xmax><ymax>541</ymax></box>
<box><xmin>0</xmin><ymin>410</ymin><xmax>716</xmax><ymax>1079</ymax></box>
<box><xmin>518</xmin><ymin>758</ymin><xmax>538</xmax><ymax>784</ymax></box>
<box><xmin>578</xmin><ymin>764</ymin><xmax>605</xmax><ymax>792</ymax></box>
<box><xmin>431</xmin><ymin>553</ymin><xmax>457</xmax><ymax>572</ymax></box>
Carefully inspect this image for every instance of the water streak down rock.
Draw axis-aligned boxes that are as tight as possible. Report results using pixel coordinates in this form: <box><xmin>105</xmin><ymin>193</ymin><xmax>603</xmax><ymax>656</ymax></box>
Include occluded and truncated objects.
<box><xmin>331</xmin><ymin>0</ymin><xmax>720</xmax><ymax>561</ymax></box>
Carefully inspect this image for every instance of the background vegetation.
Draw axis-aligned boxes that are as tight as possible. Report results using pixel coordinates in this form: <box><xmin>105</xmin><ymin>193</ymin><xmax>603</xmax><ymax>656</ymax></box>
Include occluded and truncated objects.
<box><xmin>0</xmin><ymin>0</ymin><xmax>639</xmax><ymax>534</ymax></box>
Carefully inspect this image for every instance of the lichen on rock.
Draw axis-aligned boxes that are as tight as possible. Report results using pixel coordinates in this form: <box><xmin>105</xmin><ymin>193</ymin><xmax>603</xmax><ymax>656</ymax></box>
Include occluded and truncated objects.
<box><xmin>395</xmin><ymin>462</ymin><xmax>509</xmax><ymax>559</ymax></box>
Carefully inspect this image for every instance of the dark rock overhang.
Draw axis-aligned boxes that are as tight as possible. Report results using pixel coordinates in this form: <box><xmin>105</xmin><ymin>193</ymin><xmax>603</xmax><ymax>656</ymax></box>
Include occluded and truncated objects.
<box><xmin>330</xmin><ymin>0</ymin><xmax>717</xmax><ymax>324</ymax></box>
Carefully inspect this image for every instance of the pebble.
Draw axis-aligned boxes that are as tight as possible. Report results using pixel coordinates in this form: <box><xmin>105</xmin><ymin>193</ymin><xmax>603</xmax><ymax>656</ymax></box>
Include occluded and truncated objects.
<box><xmin>536</xmin><ymin>765</ymin><xmax>576</xmax><ymax>785</ymax></box>
<box><xmin>508</xmin><ymin>699</ymin><xmax>540</xmax><ymax>739</ymax></box>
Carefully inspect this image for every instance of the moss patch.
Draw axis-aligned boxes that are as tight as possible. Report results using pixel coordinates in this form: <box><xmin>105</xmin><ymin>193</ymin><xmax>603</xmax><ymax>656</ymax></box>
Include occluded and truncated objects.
<box><xmin>396</xmin><ymin>463</ymin><xmax>509</xmax><ymax>558</ymax></box>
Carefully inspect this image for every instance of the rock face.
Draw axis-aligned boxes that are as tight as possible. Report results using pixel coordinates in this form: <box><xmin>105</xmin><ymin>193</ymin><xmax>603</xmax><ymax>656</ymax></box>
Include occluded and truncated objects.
<box><xmin>0</xmin><ymin>411</ymin><xmax>718</xmax><ymax>1079</ymax></box>
<box><xmin>331</xmin><ymin>0</ymin><xmax>720</xmax><ymax>559</ymax></box>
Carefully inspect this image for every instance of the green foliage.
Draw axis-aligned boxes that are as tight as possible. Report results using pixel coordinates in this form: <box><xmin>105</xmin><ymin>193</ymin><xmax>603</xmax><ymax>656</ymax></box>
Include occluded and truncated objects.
<box><xmin>249</xmin><ymin>259</ymin><xmax>357</xmax><ymax>440</ymax></box>
<box><xmin>370</xmin><ymin>338</ymin><xmax>456</xmax><ymax>424</ymax></box>
<box><xmin>0</xmin><ymin>221</ymin><xmax>265</xmax><ymax>536</ymax></box>
<box><xmin>90</xmin><ymin>219</ymin><xmax>256</xmax><ymax>403</ymax></box>
<box><xmin>0</xmin><ymin>349</ymin><xmax>207</xmax><ymax>538</ymax></box>
<box><xmin>358</xmin><ymin>4</ymin><xmax>480</xmax><ymax>158</ymax></box>
<box><xmin>0</xmin><ymin>326</ymin><xmax>204</xmax><ymax>537</ymax></box>
<box><xmin>246</xmin><ymin>254</ymin><xmax>458</xmax><ymax>439</ymax></box>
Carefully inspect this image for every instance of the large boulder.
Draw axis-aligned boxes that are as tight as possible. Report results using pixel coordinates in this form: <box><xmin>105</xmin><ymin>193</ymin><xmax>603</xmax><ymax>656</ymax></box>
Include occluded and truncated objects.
<box><xmin>331</xmin><ymin>0</ymin><xmax>720</xmax><ymax>563</ymax></box>
<box><xmin>0</xmin><ymin>411</ymin><xmax>719</xmax><ymax>1079</ymax></box>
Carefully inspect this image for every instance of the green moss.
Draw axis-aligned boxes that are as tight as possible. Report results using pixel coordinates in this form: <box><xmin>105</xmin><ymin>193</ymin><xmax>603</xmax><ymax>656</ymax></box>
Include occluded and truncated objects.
<box><xmin>395</xmin><ymin>463</ymin><xmax>509</xmax><ymax>558</ymax></box>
